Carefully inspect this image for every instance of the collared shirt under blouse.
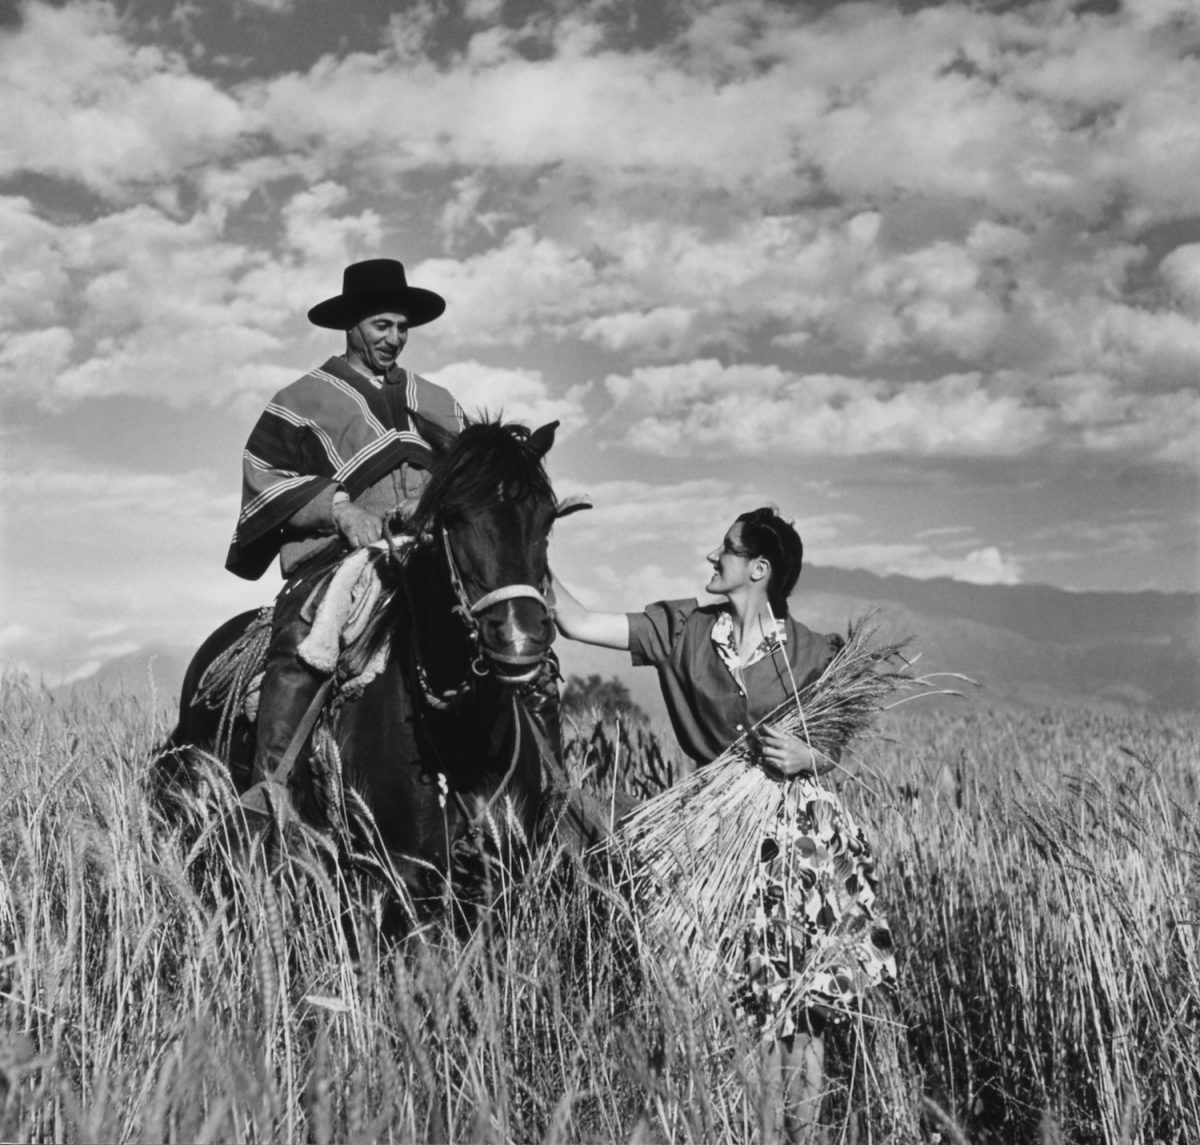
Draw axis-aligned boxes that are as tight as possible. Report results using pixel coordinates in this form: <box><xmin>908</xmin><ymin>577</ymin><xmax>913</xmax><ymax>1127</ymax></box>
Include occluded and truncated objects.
<box><xmin>627</xmin><ymin>598</ymin><xmax>841</xmax><ymax>766</ymax></box>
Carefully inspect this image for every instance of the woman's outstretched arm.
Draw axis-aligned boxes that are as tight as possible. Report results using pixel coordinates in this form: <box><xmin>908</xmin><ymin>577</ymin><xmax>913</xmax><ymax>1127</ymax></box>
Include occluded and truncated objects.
<box><xmin>548</xmin><ymin>573</ymin><xmax>631</xmax><ymax>650</ymax></box>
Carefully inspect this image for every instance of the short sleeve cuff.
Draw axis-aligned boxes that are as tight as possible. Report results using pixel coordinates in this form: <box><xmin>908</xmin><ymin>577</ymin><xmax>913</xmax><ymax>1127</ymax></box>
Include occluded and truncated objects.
<box><xmin>627</xmin><ymin>611</ymin><xmax>655</xmax><ymax>667</ymax></box>
<box><xmin>628</xmin><ymin>597</ymin><xmax>699</xmax><ymax>667</ymax></box>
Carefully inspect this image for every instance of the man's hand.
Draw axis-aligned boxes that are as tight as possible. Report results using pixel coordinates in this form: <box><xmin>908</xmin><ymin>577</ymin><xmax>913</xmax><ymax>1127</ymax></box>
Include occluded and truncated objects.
<box><xmin>332</xmin><ymin>500</ymin><xmax>383</xmax><ymax>548</ymax></box>
<box><xmin>757</xmin><ymin>728</ymin><xmax>837</xmax><ymax>780</ymax></box>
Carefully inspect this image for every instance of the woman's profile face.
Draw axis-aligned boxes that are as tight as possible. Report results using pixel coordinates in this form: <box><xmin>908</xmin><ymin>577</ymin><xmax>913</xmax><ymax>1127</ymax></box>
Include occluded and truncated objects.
<box><xmin>705</xmin><ymin>522</ymin><xmax>755</xmax><ymax>596</ymax></box>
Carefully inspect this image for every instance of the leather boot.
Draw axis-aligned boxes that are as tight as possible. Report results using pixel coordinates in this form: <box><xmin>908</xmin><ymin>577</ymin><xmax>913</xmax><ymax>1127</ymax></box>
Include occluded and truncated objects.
<box><xmin>240</xmin><ymin>648</ymin><xmax>326</xmax><ymax>838</ymax></box>
<box><xmin>239</xmin><ymin>571</ymin><xmax>329</xmax><ymax>835</ymax></box>
<box><xmin>249</xmin><ymin>651</ymin><xmax>327</xmax><ymax>788</ymax></box>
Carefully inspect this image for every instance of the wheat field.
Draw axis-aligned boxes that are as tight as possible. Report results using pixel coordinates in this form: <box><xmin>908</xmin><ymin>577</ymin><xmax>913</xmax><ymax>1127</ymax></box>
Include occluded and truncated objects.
<box><xmin>0</xmin><ymin>674</ymin><xmax>1196</xmax><ymax>1144</ymax></box>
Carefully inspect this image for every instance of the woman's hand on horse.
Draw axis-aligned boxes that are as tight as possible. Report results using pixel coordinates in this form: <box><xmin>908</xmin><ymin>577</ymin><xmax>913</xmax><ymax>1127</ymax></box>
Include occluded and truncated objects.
<box><xmin>758</xmin><ymin>728</ymin><xmax>836</xmax><ymax>780</ymax></box>
<box><xmin>547</xmin><ymin>572</ymin><xmax>632</xmax><ymax>650</ymax></box>
<box><xmin>333</xmin><ymin>501</ymin><xmax>383</xmax><ymax>548</ymax></box>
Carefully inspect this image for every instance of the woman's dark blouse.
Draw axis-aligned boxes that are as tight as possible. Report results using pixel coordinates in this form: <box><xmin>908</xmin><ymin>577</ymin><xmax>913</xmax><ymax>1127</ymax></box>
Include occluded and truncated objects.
<box><xmin>627</xmin><ymin>598</ymin><xmax>841</xmax><ymax>766</ymax></box>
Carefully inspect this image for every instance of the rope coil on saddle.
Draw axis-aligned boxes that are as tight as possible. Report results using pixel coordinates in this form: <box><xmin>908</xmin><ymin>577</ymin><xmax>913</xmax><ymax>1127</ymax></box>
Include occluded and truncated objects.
<box><xmin>194</xmin><ymin>607</ymin><xmax>273</xmax><ymax>760</ymax></box>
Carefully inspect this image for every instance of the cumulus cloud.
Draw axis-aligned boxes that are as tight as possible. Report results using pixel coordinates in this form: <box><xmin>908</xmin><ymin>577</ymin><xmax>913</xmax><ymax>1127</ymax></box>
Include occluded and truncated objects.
<box><xmin>0</xmin><ymin>2</ymin><xmax>245</xmax><ymax>198</ymax></box>
<box><xmin>1159</xmin><ymin>244</ymin><xmax>1200</xmax><ymax>314</ymax></box>
<box><xmin>1048</xmin><ymin>375</ymin><xmax>1200</xmax><ymax>466</ymax></box>
<box><xmin>578</xmin><ymin>306</ymin><xmax>698</xmax><ymax>358</ymax></box>
<box><xmin>602</xmin><ymin>359</ymin><xmax>1199</xmax><ymax>467</ymax></box>
<box><xmin>0</xmin><ymin>197</ymin><xmax>73</xmax><ymax>332</ymax></box>
<box><xmin>0</xmin><ymin>327</ymin><xmax>75</xmax><ymax>385</ymax></box>
<box><xmin>0</xmin><ymin>188</ymin><xmax>402</xmax><ymax>408</ymax></box>
<box><xmin>437</xmin><ymin>173</ymin><xmax>508</xmax><ymax>248</ymax></box>
<box><xmin>230</xmin><ymin>0</ymin><xmax>1200</xmax><ymax>232</ymax></box>
<box><xmin>419</xmin><ymin>205</ymin><xmax>1026</xmax><ymax>367</ymax></box>
<box><xmin>6</xmin><ymin>0</ymin><xmax>1200</xmax><ymax>236</ymax></box>
<box><xmin>604</xmin><ymin>361</ymin><xmax>1047</xmax><ymax>458</ymax></box>
<box><xmin>280</xmin><ymin>182</ymin><xmax>383</xmax><ymax>264</ymax></box>
<box><xmin>428</xmin><ymin>360</ymin><xmax>590</xmax><ymax>434</ymax></box>
<box><xmin>463</xmin><ymin>0</ymin><xmax>504</xmax><ymax>21</ymax></box>
<box><xmin>952</xmin><ymin>546</ymin><xmax>1023</xmax><ymax>586</ymax></box>
<box><xmin>418</xmin><ymin>229</ymin><xmax>605</xmax><ymax>348</ymax></box>
<box><xmin>248</xmin><ymin>21</ymin><xmax>818</xmax><ymax>197</ymax></box>
<box><xmin>817</xmin><ymin>540</ymin><xmax>1025</xmax><ymax>586</ymax></box>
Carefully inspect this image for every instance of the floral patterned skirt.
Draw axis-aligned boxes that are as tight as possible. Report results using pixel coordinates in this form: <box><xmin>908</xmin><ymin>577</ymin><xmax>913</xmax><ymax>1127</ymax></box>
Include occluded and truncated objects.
<box><xmin>729</xmin><ymin>778</ymin><xmax>897</xmax><ymax>1039</ymax></box>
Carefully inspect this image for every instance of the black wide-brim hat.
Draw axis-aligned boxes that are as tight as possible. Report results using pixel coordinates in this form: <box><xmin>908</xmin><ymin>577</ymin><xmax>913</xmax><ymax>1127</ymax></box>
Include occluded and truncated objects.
<box><xmin>307</xmin><ymin>258</ymin><xmax>446</xmax><ymax>330</ymax></box>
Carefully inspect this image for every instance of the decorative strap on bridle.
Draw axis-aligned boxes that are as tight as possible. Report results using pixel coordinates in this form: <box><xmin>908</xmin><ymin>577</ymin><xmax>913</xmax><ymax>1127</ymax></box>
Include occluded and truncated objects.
<box><xmin>440</xmin><ymin>526</ymin><xmax>549</xmax><ymax>625</ymax></box>
<box><xmin>469</xmin><ymin>582</ymin><xmax>551</xmax><ymax>614</ymax></box>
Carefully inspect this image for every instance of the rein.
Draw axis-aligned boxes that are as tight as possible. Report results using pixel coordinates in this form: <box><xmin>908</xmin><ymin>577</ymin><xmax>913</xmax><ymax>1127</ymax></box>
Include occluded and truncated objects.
<box><xmin>450</xmin><ymin>691</ymin><xmax>527</xmax><ymax>842</ymax></box>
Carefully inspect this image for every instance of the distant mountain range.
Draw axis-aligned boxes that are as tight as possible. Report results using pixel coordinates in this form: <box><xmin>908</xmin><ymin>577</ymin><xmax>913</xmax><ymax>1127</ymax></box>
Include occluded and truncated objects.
<box><xmin>61</xmin><ymin>565</ymin><xmax>1198</xmax><ymax>717</ymax></box>
<box><xmin>798</xmin><ymin>565</ymin><xmax>1198</xmax><ymax>712</ymax></box>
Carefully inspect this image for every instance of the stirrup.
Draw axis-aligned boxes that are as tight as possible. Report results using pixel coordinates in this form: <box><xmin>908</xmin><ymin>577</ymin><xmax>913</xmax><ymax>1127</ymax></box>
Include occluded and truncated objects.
<box><xmin>239</xmin><ymin>778</ymin><xmax>295</xmax><ymax>816</ymax></box>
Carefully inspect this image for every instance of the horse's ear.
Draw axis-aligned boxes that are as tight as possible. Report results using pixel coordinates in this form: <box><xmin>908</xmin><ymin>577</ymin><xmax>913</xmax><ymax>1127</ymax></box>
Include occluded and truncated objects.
<box><xmin>527</xmin><ymin>421</ymin><xmax>559</xmax><ymax>459</ymax></box>
<box><xmin>406</xmin><ymin>405</ymin><xmax>456</xmax><ymax>456</ymax></box>
<box><xmin>556</xmin><ymin>494</ymin><xmax>592</xmax><ymax>519</ymax></box>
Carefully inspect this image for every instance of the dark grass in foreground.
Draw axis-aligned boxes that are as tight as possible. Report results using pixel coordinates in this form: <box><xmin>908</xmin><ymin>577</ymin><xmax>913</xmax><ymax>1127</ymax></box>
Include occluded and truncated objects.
<box><xmin>1</xmin><ymin>675</ymin><xmax>1198</xmax><ymax>1143</ymax></box>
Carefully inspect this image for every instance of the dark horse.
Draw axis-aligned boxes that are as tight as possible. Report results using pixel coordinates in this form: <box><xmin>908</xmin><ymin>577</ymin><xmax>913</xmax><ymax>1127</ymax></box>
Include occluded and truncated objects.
<box><xmin>162</xmin><ymin>417</ymin><xmax>582</xmax><ymax>907</ymax></box>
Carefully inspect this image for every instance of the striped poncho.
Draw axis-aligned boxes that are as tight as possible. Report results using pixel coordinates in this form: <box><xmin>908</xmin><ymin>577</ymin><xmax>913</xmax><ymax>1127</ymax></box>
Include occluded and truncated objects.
<box><xmin>226</xmin><ymin>356</ymin><xmax>463</xmax><ymax>580</ymax></box>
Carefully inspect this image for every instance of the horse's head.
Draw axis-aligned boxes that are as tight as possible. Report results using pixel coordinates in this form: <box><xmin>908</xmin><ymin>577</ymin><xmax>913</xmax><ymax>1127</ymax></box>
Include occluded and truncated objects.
<box><xmin>408</xmin><ymin>417</ymin><xmax>573</xmax><ymax>684</ymax></box>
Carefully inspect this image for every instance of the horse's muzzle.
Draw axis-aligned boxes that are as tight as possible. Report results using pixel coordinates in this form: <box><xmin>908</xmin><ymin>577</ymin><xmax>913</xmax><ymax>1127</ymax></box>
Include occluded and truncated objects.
<box><xmin>475</xmin><ymin>591</ymin><xmax>555</xmax><ymax>684</ymax></box>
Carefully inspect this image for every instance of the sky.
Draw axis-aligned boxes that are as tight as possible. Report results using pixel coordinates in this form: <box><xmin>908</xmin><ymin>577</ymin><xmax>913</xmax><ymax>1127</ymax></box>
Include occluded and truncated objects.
<box><xmin>1</xmin><ymin>0</ymin><xmax>1198</xmax><ymax>684</ymax></box>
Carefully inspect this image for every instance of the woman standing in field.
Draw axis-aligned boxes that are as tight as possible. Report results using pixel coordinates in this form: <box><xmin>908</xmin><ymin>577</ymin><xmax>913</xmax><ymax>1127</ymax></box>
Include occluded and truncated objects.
<box><xmin>551</xmin><ymin>506</ymin><xmax>896</xmax><ymax>1144</ymax></box>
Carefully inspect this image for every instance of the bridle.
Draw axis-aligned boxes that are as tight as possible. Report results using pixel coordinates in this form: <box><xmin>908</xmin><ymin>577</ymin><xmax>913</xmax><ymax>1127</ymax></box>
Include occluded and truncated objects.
<box><xmin>439</xmin><ymin>526</ymin><xmax>551</xmax><ymax>672</ymax></box>
<box><xmin>385</xmin><ymin>516</ymin><xmax>553</xmax><ymax>708</ymax></box>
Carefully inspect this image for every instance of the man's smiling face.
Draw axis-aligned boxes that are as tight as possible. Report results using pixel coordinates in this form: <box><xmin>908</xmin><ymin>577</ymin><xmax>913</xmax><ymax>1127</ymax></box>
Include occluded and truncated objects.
<box><xmin>347</xmin><ymin>311</ymin><xmax>409</xmax><ymax>375</ymax></box>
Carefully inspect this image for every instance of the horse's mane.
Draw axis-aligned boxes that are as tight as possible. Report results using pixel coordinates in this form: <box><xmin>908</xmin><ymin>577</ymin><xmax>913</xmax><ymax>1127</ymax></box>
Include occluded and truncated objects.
<box><xmin>408</xmin><ymin>414</ymin><xmax>556</xmax><ymax>533</ymax></box>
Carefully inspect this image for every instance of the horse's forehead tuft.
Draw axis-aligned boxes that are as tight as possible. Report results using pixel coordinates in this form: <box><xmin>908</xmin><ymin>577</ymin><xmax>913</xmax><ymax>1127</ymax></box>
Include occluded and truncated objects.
<box><xmin>408</xmin><ymin>416</ymin><xmax>559</xmax><ymax>540</ymax></box>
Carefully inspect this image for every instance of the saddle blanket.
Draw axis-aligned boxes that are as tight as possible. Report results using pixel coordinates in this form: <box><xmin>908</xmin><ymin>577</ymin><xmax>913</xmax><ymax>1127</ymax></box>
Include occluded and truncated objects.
<box><xmin>297</xmin><ymin>540</ymin><xmax>409</xmax><ymax>684</ymax></box>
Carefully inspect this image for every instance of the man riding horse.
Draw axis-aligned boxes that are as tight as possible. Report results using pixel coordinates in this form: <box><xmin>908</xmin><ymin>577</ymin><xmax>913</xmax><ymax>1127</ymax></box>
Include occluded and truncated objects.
<box><xmin>225</xmin><ymin>258</ymin><xmax>559</xmax><ymax>818</ymax></box>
